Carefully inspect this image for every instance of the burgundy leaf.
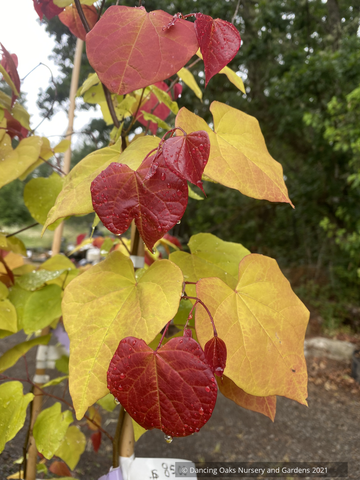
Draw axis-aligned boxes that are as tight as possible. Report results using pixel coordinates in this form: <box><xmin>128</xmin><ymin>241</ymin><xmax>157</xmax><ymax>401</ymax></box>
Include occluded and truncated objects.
<box><xmin>194</xmin><ymin>13</ymin><xmax>241</xmax><ymax>86</ymax></box>
<box><xmin>91</xmin><ymin>431</ymin><xmax>102</xmax><ymax>453</ymax></box>
<box><xmin>59</xmin><ymin>5</ymin><xmax>98</xmax><ymax>42</ymax></box>
<box><xmin>107</xmin><ymin>336</ymin><xmax>217</xmax><ymax>437</ymax></box>
<box><xmin>86</xmin><ymin>6</ymin><xmax>199</xmax><ymax>95</ymax></box>
<box><xmin>91</xmin><ymin>153</ymin><xmax>188</xmax><ymax>251</ymax></box>
<box><xmin>204</xmin><ymin>336</ymin><xmax>227</xmax><ymax>377</ymax></box>
<box><xmin>33</xmin><ymin>0</ymin><xmax>63</xmax><ymax>20</ymax></box>
<box><xmin>162</xmin><ymin>130</ymin><xmax>210</xmax><ymax>192</ymax></box>
<box><xmin>49</xmin><ymin>460</ymin><xmax>72</xmax><ymax>477</ymax></box>
<box><xmin>3</xmin><ymin>110</ymin><xmax>28</xmax><ymax>140</ymax></box>
<box><xmin>1</xmin><ymin>44</ymin><xmax>21</xmax><ymax>107</ymax></box>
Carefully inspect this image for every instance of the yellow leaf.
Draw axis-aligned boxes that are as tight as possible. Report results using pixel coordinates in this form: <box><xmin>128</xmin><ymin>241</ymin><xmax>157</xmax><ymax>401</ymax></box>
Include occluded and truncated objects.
<box><xmin>176</xmin><ymin>102</ymin><xmax>292</xmax><ymax>205</ymax></box>
<box><xmin>43</xmin><ymin>136</ymin><xmax>160</xmax><ymax>232</ymax></box>
<box><xmin>177</xmin><ymin>67</ymin><xmax>203</xmax><ymax>101</ymax></box>
<box><xmin>0</xmin><ymin>136</ymin><xmax>42</xmax><ymax>188</ymax></box>
<box><xmin>55</xmin><ymin>425</ymin><xmax>86</xmax><ymax>470</ymax></box>
<box><xmin>219</xmin><ymin>66</ymin><xmax>245</xmax><ymax>94</ymax></box>
<box><xmin>195</xmin><ymin>254</ymin><xmax>309</xmax><ymax>404</ymax></box>
<box><xmin>77</xmin><ymin>72</ymin><xmax>100</xmax><ymax>96</ymax></box>
<box><xmin>0</xmin><ymin>65</ymin><xmax>19</xmax><ymax>97</ymax></box>
<box><xmin>62</xmin><ymin>252</ymin><xmax>183</xmax><ymax>419</ymax></box>
<box><xmin>0</xmin><ymin>252</ymin><xmax>24</xmax><ymax>274</ymax></box>
<box><xmin>132</xmin><ymin>419</ymin><xmax>147</xmax><ymax>442</ymax></box>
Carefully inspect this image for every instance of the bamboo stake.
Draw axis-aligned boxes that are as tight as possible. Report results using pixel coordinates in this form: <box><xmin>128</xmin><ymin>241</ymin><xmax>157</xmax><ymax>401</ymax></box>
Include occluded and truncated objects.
<box><xmin>25</xmin><ymin>38</ymin><xmax>84</xmax><ymax>480</ymax></box>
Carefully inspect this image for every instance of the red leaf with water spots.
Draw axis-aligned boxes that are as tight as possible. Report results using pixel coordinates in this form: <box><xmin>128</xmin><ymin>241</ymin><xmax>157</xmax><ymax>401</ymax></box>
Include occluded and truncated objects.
<box><xmin>49</xmin><ymin>461</ymin><xmax>72</xmax><ymax>477</ymax></box>
<box><xmin>204</xmin><ymin>336</ymin><xmax>227</xmax><ymax>377</ymax></box>
<box><xmin>33</xmin><ymin>0</ymin><xmax>63</xmax><ymax>20</ymax></box>
<box><xmin>86</xmin><ymin>6</ymin><xmax>199</xmax><ymax>95</ymax></box>
<box><xmin>91</xmin><ymin>153</ymin><xmax>188</xmax><ymax>251</ymax></box>
<box><xmin>1</xmin><ymin>44</ymin><xmax>20</xmax><ymax>106</ymax></box>
<box><xmin>162</xmin><ymin>130</ymin><xmax>210</xmax><ymax>192</ymax></box>
<box><xmin>107</xmin><ymin>336</ymin><xmax>217</xmax><ymax>437</ymax></box>
<box><xmin>194</xmin><ymin>13</ymin><xmax>241</xmax><ymax>86</ymax></box>
<box><xmin>59</xmin><ymin>5</ymin><xmax>98</xmax><ymax>41</ymax></box>
<box><xmin>4</xmin><ymin>110</ymin><xmax>28</xmax><ymax>140</ymax></box>
<box><xmin>91</xmin><ymin>431</ymin><xmax>102</xmax><ymax>453</ymax></box>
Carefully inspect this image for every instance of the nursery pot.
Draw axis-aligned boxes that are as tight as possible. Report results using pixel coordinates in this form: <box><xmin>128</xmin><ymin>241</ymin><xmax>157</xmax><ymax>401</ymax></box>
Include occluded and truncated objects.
<box><xmin>351</xmin><ymin>349</ymin><xmax>360</xmax><ymax>384</ymax></box>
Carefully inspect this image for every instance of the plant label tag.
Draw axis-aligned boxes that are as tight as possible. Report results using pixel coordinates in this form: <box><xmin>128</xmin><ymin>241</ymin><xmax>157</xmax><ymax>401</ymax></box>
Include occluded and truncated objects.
<box><xmin>120</xmin><ymin>457</ymin><xmax>197</xmax><ymax>479</ymax></box>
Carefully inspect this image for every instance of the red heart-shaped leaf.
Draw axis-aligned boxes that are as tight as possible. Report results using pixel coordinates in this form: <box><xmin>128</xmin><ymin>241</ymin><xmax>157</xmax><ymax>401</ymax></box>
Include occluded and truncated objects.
<box><xmin>59</xmin><ymin>5</ymin><xmax>98</xmax><ymax>42</ymax></box>
<box><xmin>194</xmin><ymin>14</ymin><xmax>241</xmax><ymax>86</ymax></box>
<box><xmin>107</xmin><ymin>336</ymin><xmax>217</xmax><ymax>437</ymax></box>
<box><xmin>91</xmin><ymin>153</ymin><xmax>188</xmax><ymax>250</ymax></box>
<box><xmin>33</xmin><ymin>0</ymin><xmax>63</xmax><ymax>20</ymax></box>
<box><xmin>86</xmin><ymin>6</ymin><xmax>199</xmax><ymax>95</ymax></box>
<box><xmin>1</xmin><ymin>44</ymin><xmax>20</xmax><ymax>107</ymax></box>
<box><xmin>162</xmin><ymin>130</ymin><xmax>210</xmax><ymax>192</ymax></box>
<box><xmin>204</xmin><ymin>336</ymin><xmax>227</xmax><ymax>377</ymax></box>
<box><xmin>91</xmin><ymin>431</ymin><xmax>102</xmax><ymax>453</ymax></box>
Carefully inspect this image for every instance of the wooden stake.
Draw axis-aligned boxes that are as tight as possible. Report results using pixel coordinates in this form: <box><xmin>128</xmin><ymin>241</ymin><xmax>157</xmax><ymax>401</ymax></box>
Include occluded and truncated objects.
<box><xmin>25</xmin><ymin>38</ymin><xmax>84</xmax><ymax>480</ymax></box>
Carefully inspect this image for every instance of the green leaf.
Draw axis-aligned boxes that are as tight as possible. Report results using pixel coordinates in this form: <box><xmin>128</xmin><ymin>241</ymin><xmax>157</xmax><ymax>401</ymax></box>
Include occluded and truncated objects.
<box><xmin>22</xmin><ymin>284</ymin><xmax>63</xmax><ymax>334</ymax></box>
<box><xmin>42</xmin><ymin>375</ymin><xmax>69</xmax><ymax>388</ymax></box>
<box><xmin>24</xmin><ymin>173</ymin><xmax>63</xmax><ymax>229</ymax></box>
<box><xmin>96</xmin><ymin>393</ymin><xmax>117</xmax><ymax>412</ymax></box>
<box><xmin>0</xmin><ymin>381</ymin><xmax>34</xmax><ymax>454</ymax></box>
<box><xmin>8</xmin><ymin>284</ymin><xmax>32</xmax><ymax>331</ymax></box>
<box><xmin>16</xmin><ymin>269</ymin><xmax>66</xmax><ymax>291</ymax></box>
<box><xmin>12</xmin><ymin>103</ymin><xmax>31</xmax><ymax>130</ymax></box>
<box><xmin>150</xmin><ymin>85</ymin><xmax>179</xmax><ymax>114</ymax></box>
<box><xmin>43</xmin><ymin>136</ymin><xmax>160</xmax><ymax>231</ymax></box>
<box><xmin>33</xmin><ymin>403</ymin><xmax>73</xmax><ymax>459</ymax></box>
<box><xmin>62</xmin><ymin>252</ymin><xmax>183</xmax><ymax>419</ymax></box>
<box><xmin>40</xmin><ymin>254</ymin><xmax>76</xmax><ymax>272</ymax></box>
<box><xmin>56</xmin><ymin>355</ymin><xmax>69</xmax><ymax>374</ymax></box>
<box><xmin>0</xmin><ymin>234</ymin><xmax>26</xmax><ymax>256</ymax></box>
<box><xmin>0</xmin><ymin>136</ymin><xmax>42</xmax><ymax>189</ymax></box>
<box><xmin>188</xmin><ymin>184</ymin><xmax>204</xmax><ymax>200</ymax></box>
<box><xmin>55</xmin><ymin>425</ymin><xmax>86</xmax><ymax>470</ymax></box>
<box><xmin>0</xmin><ymin>335</ymin><xmax>51</xmax><ymax>374</ymax></box>
<box><xmin>170</xmin><ymin>233</ymin><xmax>250</xmax><ymax>298</ymax></box>
<box><xmin>0</xmin><ymin>299</ymin><xmax>17</xmax><ymax>334</ymax></box>
<box><xmin>141</xmin><ymin>112</ymin><xmax>171</xmax><ymax>130</ymax></box>
<box><xmin>177</xmin><ymin>68</ymin><xmax>203</xmax><ymax>101</ymax></box>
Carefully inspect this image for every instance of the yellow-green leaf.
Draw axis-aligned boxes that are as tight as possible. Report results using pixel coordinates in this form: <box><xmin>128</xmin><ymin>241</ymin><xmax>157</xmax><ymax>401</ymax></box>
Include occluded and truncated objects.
<box><xmin>62</xmin><ymin>252</ymin><xmax>183</xmax><ymax>419</ymax></box>
<box><xmin>43</xmin><ymin>136</ymin><xmax>160</xmax><ymax>231</ymax></box>
<box><xmin>0</xmin><ymin>282</ymin><xmax>8</xmax><ymax>300</ymax></box>
<box><xmin>24</xmin><ymin>172</ymin><xmax>63</xmax><ymax>229</ymax></box>
<box><xmin>40</xmin><ymin>254</ymin><xmax>76</xmax><ymax>272</ymax></box>
<box><xmin>150</xmin><ymin>85</ymin><xmax>179</xmax><ymax>114</ymax></box>
<box><xmin>16</xmin><ymin>269</ymin><xmax>66</xmax><ymax>291</ymax></box>
<box><xmin>170</xmin><ymin>233</ymin><xmax>249</xmax><ymax>298</ymax></box>
<box><xmin>141</xmin><ymin>112</ymin><xmax>171</xmax><ymax>130</ymax></box>
<box><xmin>22</xmin><ymin>284</ymin><xmax>62</xmax><ymax>334</ymax></box>
<box><xmin>8</xmin><ymin>284</ymin><xmax>31</xmax><ymax>331</ymax></box>
<box><xmin>12</xmin><ymin>103</ymin><xmax>31</xmax><ymax>130</ymax></box>
<box><xmin>188</xmin><ymin>184</ymin><xmax>204</xmax><ymax>200</ymax></box>
<box><xmin>0</xmin><ymin>136</ymin><xmax>42</xmax><ymax>189</ymax></box>
<box><xmin>132</xmin><ymin>419</ymin><xmax>147</xmax><ymax>442</ymax></box>
<box><xmin>0</xmin><ymin>382</ymin><xmax>34</xmax><ymax>454</ymax></box>
<box><xmin>33</xmin><ymin>403</ymin><xmax>73</xmax><ymax>459</ymax></box>
<box><xmin>0</xmin><ymin>65</ymin><xmax>19</xmax><ymax>97</ymax></box>
<box><xmin>54</xmin><ymin>139</ymin><xmax>71</xmax><ymax>153</ymax></box>
<box><xmin>195</xmin><ymin>254</ymin><xmax>309</xmax><ymax>404</ymax></box>
<box><xmin>177</xmin><ymin>68</ymin><xmax>202</xmax><ymax>101</ymax></box>
<box><xmin>55</xmin><ymin>425</ymin><xmax>86</xmax><ymax>470</ymax></box>
<box><xmin>0</xmin><ymin>335</ymin><xmax>51</xmax><ymax>374</ymax></box>
<box><xmin>77</xmin><ymin>72</ymin><xmax>100</xmax><ymax>96</ymax></box>
<box><xmin>42</xmin><ymin>375</ymin><xmax>68</xmax><ymax>388</ymax></box>
<box><xmin>0</xmin><ymin>299</ymin><xmax>17</xmax><ymax>334</ymax></box>
<box><xmin>219</xmin><ymin>66</ymin><xmax>245</xmax><ymax>94</ymax></box>
<box><xmin>176</xmin><ymin>102</ymin><xmax>292</xmax><ymax>205</ymax></box>
<box><xmin>96</xmin><ymin>393</ymin><xmax>117</xmax><ymax>412</ymax></box>
<box><xmin>0</xmin><ymin>234</ymin><xmax>26</xmax><ymax>256</ymax></box>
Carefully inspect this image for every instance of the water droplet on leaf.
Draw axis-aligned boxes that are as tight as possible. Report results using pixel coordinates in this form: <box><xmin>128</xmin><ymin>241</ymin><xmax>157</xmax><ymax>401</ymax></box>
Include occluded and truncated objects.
<box><xmin>164</xmin><ymin>434</ymin><xmax>173</xmax><ymax>444</ymax></box>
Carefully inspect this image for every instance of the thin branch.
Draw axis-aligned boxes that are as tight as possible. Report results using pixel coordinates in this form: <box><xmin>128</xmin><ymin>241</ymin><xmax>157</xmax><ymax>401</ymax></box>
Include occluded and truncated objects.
<box><xmin>231</xmin><ymin>0</ymin><xmax>241</xmax><ymax>25</ymax></box>
<box><xmin>33</xmin><ymin>63</ymin><xmax>58</xmax><ymax>132</ymax></box>
<box><xmin>74</xmin><ymin>0</ymin><xmax>90</xmax><ymax>33</ymax></box>
<box><xmin>0</xmin><ymin>256</ymin><xmax>14</xmax><ymax>285</ymax></box>
<box><xmin>39</xmin><ymin>156</ymin><xmax>66</xmax><ymax>176</ymax></box>
<box><xmin>156</xmin><ymin>321</ymin><xmax>171</xmax><ymax>351</ymax></box>
<box><xmin>5</xmin><ymin>223</ymin><xmax>39</xmax><ymax>238</ymax></box>
<box><xmin>118</xmin><ymin>236</ymin><xmax>131</xmax><ymax>255</ymax></box>
<box><xmin>97</xmin><ymin>0</ymin><xmax>106</xmax><ymax>21</ymax></box>
<box><xmin>103</xmin><ymin>84</ymin><xmax>120</xmax><ymax>128</ymax></box>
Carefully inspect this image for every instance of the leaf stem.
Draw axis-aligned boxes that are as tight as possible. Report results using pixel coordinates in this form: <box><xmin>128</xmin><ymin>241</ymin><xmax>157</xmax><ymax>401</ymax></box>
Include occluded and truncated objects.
<box><xmin>74</xmin><ymin>0</ymin><xmax>90</xmax><ymax>33</ymax></box>
<box><xmin>97</xmin><ymin>0</ymin><xmax>106</xmax><ymax>21</ymax></box>
<box><xmin>0</xmin><ymin>256</ymin><xmax>14</xmax><ymax>284</ymax></box>
<box><xmin>39</xmin><ymin>156</ymin><xmax>66</xmax><ymax>176</ymax></box>
<box><xmin>183</xmin><ymin>296</ymin><xmax>218</xmax><ymax>337</ymax></box>
<box><xmin>155</xmin><ymin>321</ymin><xmax>171</xmax><ymax>351</ymax></box>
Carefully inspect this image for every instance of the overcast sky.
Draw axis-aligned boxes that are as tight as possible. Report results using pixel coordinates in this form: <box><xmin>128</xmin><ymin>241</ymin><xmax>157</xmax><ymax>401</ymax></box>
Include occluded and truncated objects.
<box><xmin>1</xmin><ymin>1</ymin><xmax>99</xmax><ymax>146</ymax></box>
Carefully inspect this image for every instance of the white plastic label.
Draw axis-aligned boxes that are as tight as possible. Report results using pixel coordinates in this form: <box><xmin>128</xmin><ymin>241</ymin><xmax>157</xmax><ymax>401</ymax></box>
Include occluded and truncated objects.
<box><xmin>124</xmin><ymin>457</ymin><xmax>197</xmax><ymax>480</ymax></box>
